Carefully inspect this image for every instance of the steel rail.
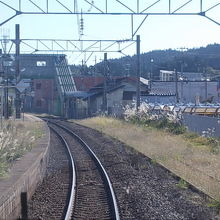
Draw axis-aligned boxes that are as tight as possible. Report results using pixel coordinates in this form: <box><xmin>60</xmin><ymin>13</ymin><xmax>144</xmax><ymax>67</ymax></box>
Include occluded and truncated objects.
<box><xmin>48</xmin><ymin>124</ymin><xmax>76</xmax><ymax>220</ymax></box>
<box><xmin>48</xmin><ymin>120</ymin><xmax>120</xmax><ymax>220</ymax></box>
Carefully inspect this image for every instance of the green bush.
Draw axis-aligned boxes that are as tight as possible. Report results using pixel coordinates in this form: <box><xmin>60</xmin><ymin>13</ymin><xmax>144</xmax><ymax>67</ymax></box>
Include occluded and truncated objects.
<box><xmin>184</xmin><ymin>132</ymin><xmax>199</xmax><ymax>139</ymax></box>
<box><xmin>166</xmin><ymin>121</ymin><xmax>186</xmax><ymax>134</ymax></box>
<box><xmin>126</xmin><ymin>111</ymin><xmax>186</xmax><ymax>135</ymax></box>
<box><xmin>124</xmin><ymin>104</ymin><xmax>220</xmax><ymax>154</ymax></box>
<box><xmin>0</xmin><ymin>121</ymin><xmax>40</xmax><ymax>176</ymax></box>
<box><xmin>176</xmin><ymin>178</ymin><xmax>189</xmax><ymax>189</ymax></box>
<box><xmin>208</xmin><ymin>199</ymin><xmax>220</xmax><ymax>214</ymax></box>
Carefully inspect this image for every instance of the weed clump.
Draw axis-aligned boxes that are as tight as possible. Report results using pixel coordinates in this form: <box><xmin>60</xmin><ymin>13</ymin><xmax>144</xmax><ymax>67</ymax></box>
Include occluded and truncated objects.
<box><xmin>184</xmin><ymin>131</ymin><xmax>220</xmax><ymax>154</ymax></box>
<box><xmin>176</xmin><ymin>178</ymin><xmax>189</xmax><ymax>189</ymax></box>
<box><xmin>124</xmin><ymin>103</ymin><xmax>186</xmax><ymax>135</ymax></box>
<box><xmin>124</xmin><ymin>103</ymin><xmax>220</xmax><ymax>154</ymax></box>
<box><xmin>0</xmin><ymin>121</ymin><xmax>42</xmax><ymax>176</ymax></box>
<box><xmin>208</xmin><ymin>199</ymin><xmax>220</xmax><ymax>214</ymax></box>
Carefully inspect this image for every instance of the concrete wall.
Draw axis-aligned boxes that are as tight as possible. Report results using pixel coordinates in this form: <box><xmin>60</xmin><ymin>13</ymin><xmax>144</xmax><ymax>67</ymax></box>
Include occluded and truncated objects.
<box><xmin>107</xmin><ymin>88</ymin><xmax>124</xmax><ymax>115</ymax></box>
<box><xmin>145</xmin><ymin>95</ymin><xmax>176</xmax><ymax>104</ymax></box>
<box><xmin>33</xmin><ymin>79</ymin><xmax>56</xmax><ymax>113</ymax></box>
<box><xmin>91</xmin><ymin>88</ymin><xmax>133</xmax><ymax>116</ymax></box>
<box><xmin>107</xmin><ymin>88</ymin><xmax>123</xmax><ymax>108</ymax></box>
<box><xmin>182</xmin><ymin>114</ymin><xmax>220</xmax><ymax>138</ymax></box>
<box><xmin>19</xmin><ymin>54</ymin><xmax>60</xmax><ymax>79</ymax></box>
<box><xmin>0</xmin><ymin>116</ymin><xmax>50</xmax><ymax>219</ymax></box>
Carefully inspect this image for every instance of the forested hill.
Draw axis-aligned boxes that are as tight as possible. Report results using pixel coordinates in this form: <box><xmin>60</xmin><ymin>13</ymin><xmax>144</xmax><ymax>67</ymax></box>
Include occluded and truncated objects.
<box><xmin>70</xmin><ymin>44</ymin><xmax>220</xmax><ymax>79</ymax></box>
<box><xmin>92</xmin><ymin>44</ymin><xmax>220</xmax><ymax>79</ymax></box>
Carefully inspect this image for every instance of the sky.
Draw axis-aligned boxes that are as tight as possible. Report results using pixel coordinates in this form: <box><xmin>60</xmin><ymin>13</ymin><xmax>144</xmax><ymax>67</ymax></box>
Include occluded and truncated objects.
<box><xmin>0</xmin><ymin>0</ymin><xmax>220</xmax><ymax>66</ymax></box>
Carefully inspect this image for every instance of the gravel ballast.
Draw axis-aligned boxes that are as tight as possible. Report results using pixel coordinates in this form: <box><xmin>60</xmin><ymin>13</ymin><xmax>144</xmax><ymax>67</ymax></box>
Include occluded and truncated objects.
<box><xmin>28</xmin><ymin>131</ymin><xmax>71</xmax><ymax>219</ymax></box>
<box><xmin>28</xmin><ymin>120</ymin><xmax>220</xmax><ymax>219</ymax></box>
<box><xmin>62</xmin><ymin>121</ymin><xmax>220</xmax><ymax>220</ymax></box>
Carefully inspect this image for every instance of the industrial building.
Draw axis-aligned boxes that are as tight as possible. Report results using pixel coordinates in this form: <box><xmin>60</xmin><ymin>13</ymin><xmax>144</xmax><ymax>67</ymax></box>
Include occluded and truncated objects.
<box><xmin>1</xmin><ymin>53</ymin><xmax>220</xmax><ymax>119</ymax></box>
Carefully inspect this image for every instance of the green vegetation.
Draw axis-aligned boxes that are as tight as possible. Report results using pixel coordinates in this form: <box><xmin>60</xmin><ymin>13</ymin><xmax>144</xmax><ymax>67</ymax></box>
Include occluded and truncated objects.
<box><xmin>0</xmin><ymin>120</ymin><xmax>43</xmax><ymax>177</ymax></box>
<box><xmin>72</xmin><ymin>43</ymin><xmax>220</xmax><ymax>78</ymax></box>
<box><xmin>124</xmin><ymin>104</ymin><xmax>186</xmax><ymax>135</ymax></box>
<box><xmin>176</xmin><ymin>178</ymin><xmax>189</xmax><ymax>189</ymax></box>
<box><xmin>208</xmin><ymin>199</ymin><xmax>220</xmax><ymax>214</ymax></box>
<box><xmin>184</xmin><ymin>132</ymin><xmax>220</xmax><ymax>154</ymax></box>
<box><xmin>123</xmin><ymin>103</ymin><xmax>220</xmax><ymax>154</ymax></box>
<box><xmin>137</xmin><ymin>117</ymin><xmax>186</xmax><ymax>135</ymax></box>
<box><xmin>150</xmin><ymin>158</ymin><xmax>158</xmax><ymax>165</ymax></box>
<box><xmin>77</xmin><ymin>116</ymin><xmax>220</xmax><ymax>199</ymax></box>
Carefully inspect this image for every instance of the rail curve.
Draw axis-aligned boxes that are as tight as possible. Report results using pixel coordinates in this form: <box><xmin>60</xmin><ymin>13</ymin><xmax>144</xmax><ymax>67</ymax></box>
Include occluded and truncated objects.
<box><xmin>48</xmin><ymin>119</ymin><xmax>120</xmax><ymax>220</ymax></box>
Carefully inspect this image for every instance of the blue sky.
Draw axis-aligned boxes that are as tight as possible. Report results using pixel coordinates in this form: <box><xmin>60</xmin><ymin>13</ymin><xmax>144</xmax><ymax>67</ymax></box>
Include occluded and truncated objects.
<box><xmin>0</xmin><ymin>0</ymin><xmax>220</xmax><ymax>65</ymax></box>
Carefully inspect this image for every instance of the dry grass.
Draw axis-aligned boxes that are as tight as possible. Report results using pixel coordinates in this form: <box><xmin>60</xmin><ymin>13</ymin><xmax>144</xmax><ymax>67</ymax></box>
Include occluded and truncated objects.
<box><xmin>0</xmin><ymin>119</ymin><xmax>43</xmax><ymax>177</ymax></box>
<box><xmin>75</xmin><ymin>116</ymin><xmax>220</xmax><ymax>200</ymax></box>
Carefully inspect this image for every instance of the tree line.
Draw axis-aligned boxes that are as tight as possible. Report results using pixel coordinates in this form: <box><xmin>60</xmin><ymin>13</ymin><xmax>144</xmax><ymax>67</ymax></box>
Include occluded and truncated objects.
<box><xmin>70</xmin><ymin>43</ymin><xmax>220</xmax><ymax>80</ymax></box>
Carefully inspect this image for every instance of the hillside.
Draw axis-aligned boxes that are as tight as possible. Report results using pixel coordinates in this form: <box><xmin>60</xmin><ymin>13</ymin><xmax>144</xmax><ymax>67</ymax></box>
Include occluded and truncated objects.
<box><xmin>71</xmin><ymin>44</ymin><xmax>220</xmax><ymax>80</ymax></box>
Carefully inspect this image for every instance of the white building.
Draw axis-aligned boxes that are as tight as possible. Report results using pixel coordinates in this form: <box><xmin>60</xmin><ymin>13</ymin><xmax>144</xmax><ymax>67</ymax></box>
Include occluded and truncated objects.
<box><xmin>160</xmin><ymin>70</ymin><xmax>174</xmax><ymax>81</ymax></box>
<box><xmin>160</xmin><ymin>70</ymin><xmax>204</xmax><ymax>81</ymax></box>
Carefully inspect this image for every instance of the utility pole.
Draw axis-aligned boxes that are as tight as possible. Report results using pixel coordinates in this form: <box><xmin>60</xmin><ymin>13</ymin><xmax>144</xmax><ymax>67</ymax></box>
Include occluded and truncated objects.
<box><xmin>136</xmin><ymin>35</ymin><xmax>140</xmax><ymax>111</ymax></box>
<box><xmin>103</xmin><ymin>53</ymin><xmax>107</xmax><ymax>113</ymax></box>
<box><xmin>4</xmin><ymin>65</ymin><xmax>9</xmax><ymax>119</ymax></box>
<box><xmin>2</xmin><ymin>30</ymin><xmax>9</xmax><ymax>119</ymax></box>
<box><xmin>205</xmin><ymin>68</ymin><xmax>208</xmax><ymax>100</ymax></box>
<box><xmin>0</xmin><ymin>49</ymin><xmax>3</xmax><ymax>127</ymax></box>
<box><xmin>15</xmin><ymin>24</ymin><xmax>21</xmax><ymax>118</ymax></box>
<box><xmin>180</xmin><ymin>62</ymin><xmax>184</xmax><ymax>102</ymax></box>
<box><xmin>175</xmin><ymin>69</ymin><xmax>179</xmax><ymax>103</ymax></box>
<box><xmin>150</xmin><ymin>58</ymin><xmax>154</xmax><ymax>90</ymax></box>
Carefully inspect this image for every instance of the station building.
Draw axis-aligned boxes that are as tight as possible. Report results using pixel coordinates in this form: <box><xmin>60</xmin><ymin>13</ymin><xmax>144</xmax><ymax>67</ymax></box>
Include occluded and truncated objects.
<box><xmin>2</xmin><ymin>53</ymin><xmax>219</xmax><ymax>119</ymax></box>
<box><xmin>1</xmin><ymin>54</ymin><xmax>149</xmax><ymax>118</ymax></box>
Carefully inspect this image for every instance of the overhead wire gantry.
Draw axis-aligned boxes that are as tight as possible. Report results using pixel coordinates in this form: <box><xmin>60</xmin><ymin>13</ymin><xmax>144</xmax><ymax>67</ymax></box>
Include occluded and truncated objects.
<box><xmin>0</xmin><ymin>0</ymin><xmax>220</xmax><ymax>36</ymax></box>
<box><xmin>0</xmin><ymin>0</ymin><xmax>220</xmax><ymax>111</ymax></box>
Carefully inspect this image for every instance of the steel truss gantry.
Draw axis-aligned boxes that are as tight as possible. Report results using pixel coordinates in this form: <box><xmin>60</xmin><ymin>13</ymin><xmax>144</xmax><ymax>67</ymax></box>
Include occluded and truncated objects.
<box><xmin>0</xmin><ymin>38</ymin><xmax>136</xmax><ymax>64</ymax></box>
<box><xmin>0</xmin><ymin>0</ymin><xmax>219</xmax><ymax>111</ymax></box>
<box><xmin>0</xmin><ymin>0</ymin><xmax>220</xmax><ymax>38</ymax></box>
<box><xmin>3</xmin><ymin>38</ymin><xmax>136</xmax><ymax>54</ymax></box>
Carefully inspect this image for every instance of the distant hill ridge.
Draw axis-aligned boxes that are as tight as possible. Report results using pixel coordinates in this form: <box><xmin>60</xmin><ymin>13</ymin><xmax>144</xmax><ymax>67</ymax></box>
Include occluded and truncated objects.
<box><xmin>70</xmin><ymin>44</ymin><xmax>220</xmax><ymax>79</ymax></box>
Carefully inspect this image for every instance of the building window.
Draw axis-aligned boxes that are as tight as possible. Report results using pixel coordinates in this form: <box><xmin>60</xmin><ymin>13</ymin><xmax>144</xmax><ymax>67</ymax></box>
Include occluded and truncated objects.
<box><xmin>36</xmin><ymin>100</ymin><xmax>42</xmax><ymax>107</ymax></box>
<box><xmin>123</xmin><ymin>91</ymin><xmax>134</xmax><ymax>100</ymax></box>
<box><xmin>36</xmin><ymin>83</ymin><xmax>41</xmax><ymax>90</ymax></box>
<box><xmin>36</xmin><ymin>61</ymin><xmax>46</xmax><ymax>66</ymax></box>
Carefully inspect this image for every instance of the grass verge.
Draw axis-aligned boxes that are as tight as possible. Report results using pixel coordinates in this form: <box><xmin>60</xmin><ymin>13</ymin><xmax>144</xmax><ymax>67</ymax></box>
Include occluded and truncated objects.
<box><xmin>74</xmin><ymin>116</ymin><xmax>220</xmax><ymax>200</ymax></box>
<box><xmin>0</xmin><ymin>120</ymin><xmax>43</xmax><ymax>177</ymax></box>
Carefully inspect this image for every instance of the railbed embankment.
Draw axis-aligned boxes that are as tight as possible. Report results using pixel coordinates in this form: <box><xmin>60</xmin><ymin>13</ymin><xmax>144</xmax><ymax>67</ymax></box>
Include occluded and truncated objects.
<box><xmin>76</xmin><ymin>117</ymin><xmax>220</xmax><ymax>201</ymax></box>
<box><xmin>0</xmin><ymin>114</ymin><xmax>50</xmax><ymax>220</ymax></box>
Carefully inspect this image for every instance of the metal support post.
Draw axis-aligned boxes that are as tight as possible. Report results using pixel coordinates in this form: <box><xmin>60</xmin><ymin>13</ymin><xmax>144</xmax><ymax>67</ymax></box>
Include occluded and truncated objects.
<box><xmin>175</xmin><ymin>69</ymin><xmax>179</xmax><ymax>103</ymax></box>
<box><xmin>20</xmin><ymin>192</ymin><xmax>28</xmax><ymax>220</ymax></box>
<box><xmin>136</xmin><ymin>35</ymin><xmax>140</xmax><ymax>111</ymax></box>
<box><xmin>0</xmin><ymin>49</ymin><xmax>3</xmax><ymax>126</ymax></box>
<box><xmin>2</xmin><ymin>34</ymin><xmax>9</xmax><ymax>119</ymax></box>
<box><xmin>0</xmin><ymin>86</ymin><xmax>3</xmax><ymax>128</ymax></box>
<box><xmin>15</xmin><ymin>24</ymin><xmax>21</xmax><ymax>118</ymax></box>
<box><xmin>205</xmin><ymin>76</ymin><xmax>208</xmax><ymax>100</ymax></box>
<box><xmin>4</xmin><ymin>67</ymin><xmax>9</xmax><ymax>119</ymax></box>
<box><xmin>150</xmin><ymin>58</ymin><xmax>154</xmax><ymax>91</ymax></box>
<box><xmin>63</xmin><ymin>95</ymin><xmax>66</xmax><ymax>119</ymax></box>
<box><xmin>103</xmin><ymin>53</ymin><xmax>107</xmax><ymax>113</ymax></box>
<box><xmin>180</xmin><ymin>62</ymin><xmax>183</xmax><ymax>101</ymax></box>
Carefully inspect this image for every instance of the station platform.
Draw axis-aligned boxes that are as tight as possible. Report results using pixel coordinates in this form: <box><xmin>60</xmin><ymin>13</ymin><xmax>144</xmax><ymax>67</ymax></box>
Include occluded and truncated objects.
<box><xmin>0</xmin><ymin>114</ymin><xmax>50</xmax><ymax>219</ymax></box>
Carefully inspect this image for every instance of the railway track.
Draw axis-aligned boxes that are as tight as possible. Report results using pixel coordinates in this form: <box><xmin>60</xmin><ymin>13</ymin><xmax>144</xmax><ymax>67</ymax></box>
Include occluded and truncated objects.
<box><xmin>29</xmin><ymin>117</ymin><xmax>218</xmax><ymax>219</ymax></box>
<box><xmin>48</xmin><ymin>119</ymin><xmax>120</xmax><ymax>220</ymax></box>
